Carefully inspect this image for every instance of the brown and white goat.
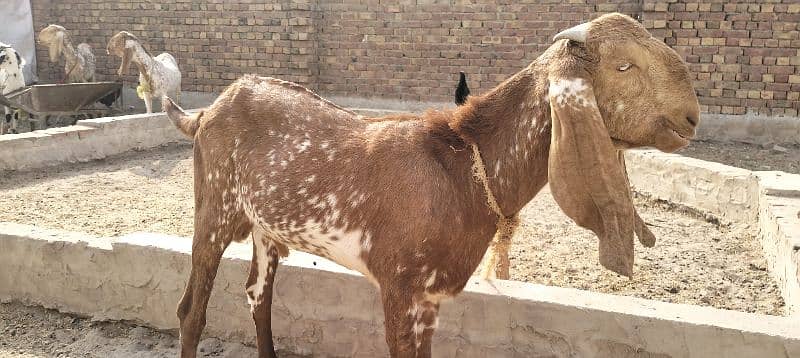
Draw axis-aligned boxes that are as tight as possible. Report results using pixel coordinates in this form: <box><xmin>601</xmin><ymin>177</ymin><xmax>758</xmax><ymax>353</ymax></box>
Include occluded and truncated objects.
<box><xmin>164</xmin><ymin>13</ymin><xmax>699</xmax><ymax>358</ymax></box>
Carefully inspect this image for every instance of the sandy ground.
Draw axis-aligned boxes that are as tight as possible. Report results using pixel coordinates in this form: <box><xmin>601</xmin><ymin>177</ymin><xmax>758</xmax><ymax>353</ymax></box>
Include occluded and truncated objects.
<box><xmin>678</xmin><ymin>140</ymin><xmax>799</xmax><ymax>174</ymax></box>
<box><xmin>0</xmin><ymin>141</ymin><xmax>789</xmax><ymax>357</ymax></box>
<box><xmin>0</xmin><ymin>301</ymin><xmax>306</xmax><ymax>358</ymax></box>
<box><xmin>0</xmin><ymin>143</ymin><xmax>786</xmax><ymax>317</ymax></box>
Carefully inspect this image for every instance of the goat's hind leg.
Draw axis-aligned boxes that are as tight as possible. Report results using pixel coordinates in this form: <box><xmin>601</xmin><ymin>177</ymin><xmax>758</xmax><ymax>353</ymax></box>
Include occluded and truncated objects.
<box><xmin>177</xmin><ymin>208</ymin><xmax>251</xmax><ymax>357</ymax></box>
<box><xmin>246</xmin><ymin>228</ymin><xmax>285</xmax><ymax>358</ymax></box>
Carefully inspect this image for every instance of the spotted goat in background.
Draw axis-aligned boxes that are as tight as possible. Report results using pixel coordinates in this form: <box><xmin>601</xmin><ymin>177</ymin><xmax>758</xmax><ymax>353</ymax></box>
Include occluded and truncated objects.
<box><xmin>0</xmin><ymin>43</ymin><xmax>25</xmax><ymax>134</ymax></box>
<box><xmin>164</xmin><ymin>13</ymin><xmax>699</xmax><ymax>358</ymax></box>
<box><xmin>38</xmin><ymin>24</ymin><xmax>96</xmax><ymax>83</ymax></box>
<box><xmin>107</xmin><ymin>31</ymin><xmax>180</xmax><ymax>113</ymax></box>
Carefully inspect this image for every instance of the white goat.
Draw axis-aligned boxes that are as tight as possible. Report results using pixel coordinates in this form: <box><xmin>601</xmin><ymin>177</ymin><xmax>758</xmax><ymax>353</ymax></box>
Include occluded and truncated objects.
<box><xmin>106</xmin><ymin>31</ymin><xmax>180</xmax><ymax>113</ymax></box>
<box><xmin>0</xmin><ymin>43</ymin><xmax>25</xmax><ymax>134</ymax></box>
<box><xmin>38</xmin><ymin>24</ymin><xmax>96</xmax><ymax>83</ymax></box>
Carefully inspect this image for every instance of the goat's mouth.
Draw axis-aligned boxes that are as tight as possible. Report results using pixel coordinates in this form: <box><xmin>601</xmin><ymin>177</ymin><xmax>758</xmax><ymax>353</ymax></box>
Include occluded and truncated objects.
<box><xmin>611</xmin><ymin>137</ymin><xmax>637</xmax><ymax>149</ymax></box>
<box><xmin>671</xmin><ymin>128</ymin><xmax>692</xmax><ymax>141</ymax></box>
<box><xmin>667</xmin><ymin>124</ymin><xmax>695</xmax><ymax>146</ymax></box>
<box><xmin>655</xmin><ymin>123</ymin><xmax>694</xmax><ymax>152</ymax></box>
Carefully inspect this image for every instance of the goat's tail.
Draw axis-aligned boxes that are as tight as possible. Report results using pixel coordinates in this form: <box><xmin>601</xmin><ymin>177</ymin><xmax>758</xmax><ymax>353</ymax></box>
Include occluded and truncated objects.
<box><xmin>162</xmin><ymin>96</ymin><xmax>200</xmax><ymax>138</ymax></box>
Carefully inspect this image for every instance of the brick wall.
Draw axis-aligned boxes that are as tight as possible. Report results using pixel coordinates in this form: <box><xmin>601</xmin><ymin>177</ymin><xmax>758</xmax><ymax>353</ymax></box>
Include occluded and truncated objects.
<box><xmin>31</xmin><ymin>0</ymin><xmax>318</xmax><ymax>91</ymax></box>
<box><xmin>314</xmin><ymin>1</ymin><xmax>639</xmax><ymax>101</ymax></box>
<box><xmin>642</xmin><ymin>1</ymin><xmax>800</xmax><ymax>116</ymax></box>
<box><xmin>30</xmin><ymin>0</ymin><xmax>799</xmax><ymax>117</ymax></box>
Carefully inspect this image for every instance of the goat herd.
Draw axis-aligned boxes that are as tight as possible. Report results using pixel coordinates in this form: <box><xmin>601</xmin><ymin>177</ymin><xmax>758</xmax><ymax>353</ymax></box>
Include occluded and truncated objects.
<box><xmin>8</xmin><ymin>13</ymin><xmax>702</xmax><ymax>358</ymax></box>
<box><xmin>1</xmin><ymin>26</ymin><xmax>179</xmax><ymax>133</ymax></box>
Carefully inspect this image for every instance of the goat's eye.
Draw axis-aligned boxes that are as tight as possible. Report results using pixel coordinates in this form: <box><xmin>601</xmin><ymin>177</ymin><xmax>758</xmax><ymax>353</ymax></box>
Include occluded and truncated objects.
<box><xmin>617</xmin><ymin>63</ymin><xmax>632</xmax><ymax>72</ymax></box>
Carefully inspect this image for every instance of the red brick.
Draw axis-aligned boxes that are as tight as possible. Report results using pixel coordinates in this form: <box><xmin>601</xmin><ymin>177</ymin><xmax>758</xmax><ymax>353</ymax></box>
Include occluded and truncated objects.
<box><xmin>29</xmin><ymin>0</ymin><xmax>800</xmax><ymax>113</ymax></box>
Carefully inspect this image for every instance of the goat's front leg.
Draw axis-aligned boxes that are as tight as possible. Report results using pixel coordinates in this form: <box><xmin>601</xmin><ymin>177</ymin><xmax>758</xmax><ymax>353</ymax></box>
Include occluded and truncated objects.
<box><xmin>246</xmin><ymin>230</ymin><xmax>282</xmax><ymax>358</ymax></box>
<box><xmin>381</xmin><ymin>290</ymin><xmax>440</xmax><ymax>358</ymax></box>
<box><xmin>144</xmin><ymin>93</ymin><xmax>153</xmax><ymax>113</ymax></box>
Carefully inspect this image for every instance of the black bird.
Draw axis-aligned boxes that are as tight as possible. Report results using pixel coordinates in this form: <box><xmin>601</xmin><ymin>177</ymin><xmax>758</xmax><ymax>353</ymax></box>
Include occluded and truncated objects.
<box><xmin>454</xmin><ymin>71</ymin><xmax>470</xmax><ymax>106</ymax></box>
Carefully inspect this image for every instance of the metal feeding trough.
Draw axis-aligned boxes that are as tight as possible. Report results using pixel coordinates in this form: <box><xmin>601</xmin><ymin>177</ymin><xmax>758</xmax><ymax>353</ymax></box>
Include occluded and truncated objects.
<box><xmin>0</xmin><ymin>82</ymin><xmax>123</xmax><ymax>133</ymax></box>
<box><xmin>1</xmin><ymin>82</ymin><xmax>122</xmax><ymax>116</ymax></box>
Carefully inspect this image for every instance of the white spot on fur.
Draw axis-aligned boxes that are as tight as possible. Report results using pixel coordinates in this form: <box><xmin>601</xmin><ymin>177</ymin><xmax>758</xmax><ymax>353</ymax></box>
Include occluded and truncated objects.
<box><xmin>297</xmin><ymin>139</ymin><xmax>311</xmax><ymax>152</ymax></box>
<box><xmin>425</xmin><ymin>269</ymin><xmax>437</xmax><ymax>288</ymax></box>
<box><xmin>326</xmin><ymin>194</ymin><xmax>338</xmax><ymax>208</ymax></box>
<box><xmin>413</xmin><ymin>321</ymin><xmax>425</xmax><ymax>336</ymax></box>
<box><xmin>550</xmin><ymin>78</ymin><xmax>591</xmax><ymax>107</ymax></box>
<box><xmin>407</xmin><ymin>304</ymin><xmax>419</xmax><ymax>317</ymax></box>
<box><xmin>246</xmin><ymin>234</ymin><xmax>270</xmax><ymax>312</ymax></box>
<box><xmin>361</xmin><ymin>236</ymin><xmax>372</xmax><ymax>253</ymax></box>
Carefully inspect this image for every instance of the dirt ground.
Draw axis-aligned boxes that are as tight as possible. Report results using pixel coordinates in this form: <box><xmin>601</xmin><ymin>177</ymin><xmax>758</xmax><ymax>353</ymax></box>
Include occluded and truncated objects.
<box><xmin>0</xmin><ymin>143</ymin><xmax>786</xmax><ymax>317</ymax></box>
<box><xmin>678</xmin><ymin>140</ymin><xmax>799</xmax><ymax>174</ymax></box>
<box><xmin>0</xmin><ymin>301</ymin><xmax>306</xmax><ymax>358</ymax></box>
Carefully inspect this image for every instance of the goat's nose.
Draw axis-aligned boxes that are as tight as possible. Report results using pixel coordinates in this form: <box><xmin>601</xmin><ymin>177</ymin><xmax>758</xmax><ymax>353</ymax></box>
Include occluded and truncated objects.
<box><xmin>686</xmin><ymin>114</ymin><xmax>698</xmax><ymax>127</ymax></box>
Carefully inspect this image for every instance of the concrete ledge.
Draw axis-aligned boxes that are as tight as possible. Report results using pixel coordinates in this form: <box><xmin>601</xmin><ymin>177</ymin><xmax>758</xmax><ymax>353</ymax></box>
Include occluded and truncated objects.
<box><xmin>0</xmin><ymin>107</ymin><xmax>395</xmax><ymax>173</ymax></box>
<box><xmin>625</xmin><ymin>149</ymin><xmax>760</xmax><ymax>224</ymax></box>
<box><xmin>1</xmin><ymin>223</ymin><xmax>798</xmax><ymax>357</ymax></box>
<box><xmin>0</xmin><ymin>112</ymin><xmax>188</xmax><ymax>172</ymax></box>
<box><xmin>626</xmin><ymin>150</ymin><xmax>800</xmax><ymax>315</ymax></box>
<box><xmin>755</xmin><ymin>172</ymin><xmax>800</xmax><ymax>315</ymax></box>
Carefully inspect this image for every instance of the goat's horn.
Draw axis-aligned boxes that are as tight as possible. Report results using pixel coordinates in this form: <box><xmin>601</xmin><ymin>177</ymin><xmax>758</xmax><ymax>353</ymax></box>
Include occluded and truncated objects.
<box><xmin>553</xmin><ymin>22</ymin><xmax>591</xmax><ymax>43</ymax></box>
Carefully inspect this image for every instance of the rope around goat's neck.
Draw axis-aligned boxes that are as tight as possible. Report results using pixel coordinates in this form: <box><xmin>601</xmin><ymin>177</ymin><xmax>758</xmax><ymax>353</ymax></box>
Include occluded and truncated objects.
<box><xmin>469</xmin><ymin>143</ymin><xmax>519</xmax><ymax>279</ymax></box>
<box><xmin>469</xmin><ymin>143</ymin><xmax>505</xmax><ymax>219</ymax></box>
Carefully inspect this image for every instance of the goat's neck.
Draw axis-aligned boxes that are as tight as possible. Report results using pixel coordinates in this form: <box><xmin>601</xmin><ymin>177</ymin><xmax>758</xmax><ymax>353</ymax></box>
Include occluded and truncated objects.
<box><xmin>60</xmin><ymin>40</ymin><xmax>80</xmax><ymax>64</ymax></box>
<box><xmin>130</xmin><ymin>43</ymin><xmax>154</xmax><ymax>71</ymax></box>
<box><xmin>466</xmin><ymin>65</ymin><xmax>552</xmax><ymax>216</ymax></box>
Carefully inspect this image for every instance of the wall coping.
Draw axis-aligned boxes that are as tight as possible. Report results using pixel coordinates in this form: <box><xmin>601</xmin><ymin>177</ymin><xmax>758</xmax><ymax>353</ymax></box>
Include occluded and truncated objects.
<box><xmin>625</xmin><ymin>149</ymin><xmax>800</xmax><ymax>315</ymax></box>
<box><xmin>1</xmin><ymin>223</ymin><xmax>798</xmax><ymax>357</ymax></box>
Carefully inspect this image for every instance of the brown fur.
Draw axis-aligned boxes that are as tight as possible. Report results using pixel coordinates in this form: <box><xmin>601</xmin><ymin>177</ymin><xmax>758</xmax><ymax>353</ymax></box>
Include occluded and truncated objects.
<box><xmin>166</xmin><ymin>13</ymin><xmax>699</xmax><ymax>358</ymax></box>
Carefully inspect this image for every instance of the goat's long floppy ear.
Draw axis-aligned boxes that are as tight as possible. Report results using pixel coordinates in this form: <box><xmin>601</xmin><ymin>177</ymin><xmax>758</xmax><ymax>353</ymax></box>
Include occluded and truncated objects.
<box><xmin>617</xmin><ymin>150</ymin><xmax>657</xmax><ymax>247</ymax></box>
<box><xmin>47</xmin><ymin>31</ymin><xmax>64</xmax><ymax>63</ymax></box>
<box><xmin>547</xmin><ymin>76</ymin><xmax>636</xmax><ymax>277</ymax></box>
<box><xmin>119</xmin><ymin>46</ymin><xmax>132</xmax><ymax>77</ymax></box>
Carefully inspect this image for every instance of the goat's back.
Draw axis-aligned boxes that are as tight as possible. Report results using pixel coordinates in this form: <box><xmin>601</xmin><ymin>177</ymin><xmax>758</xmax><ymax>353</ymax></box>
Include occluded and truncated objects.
<box><xmin>185</xmin><ymin>74</ymin><xmax>496</xmax><ymax>288</ymax></box>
